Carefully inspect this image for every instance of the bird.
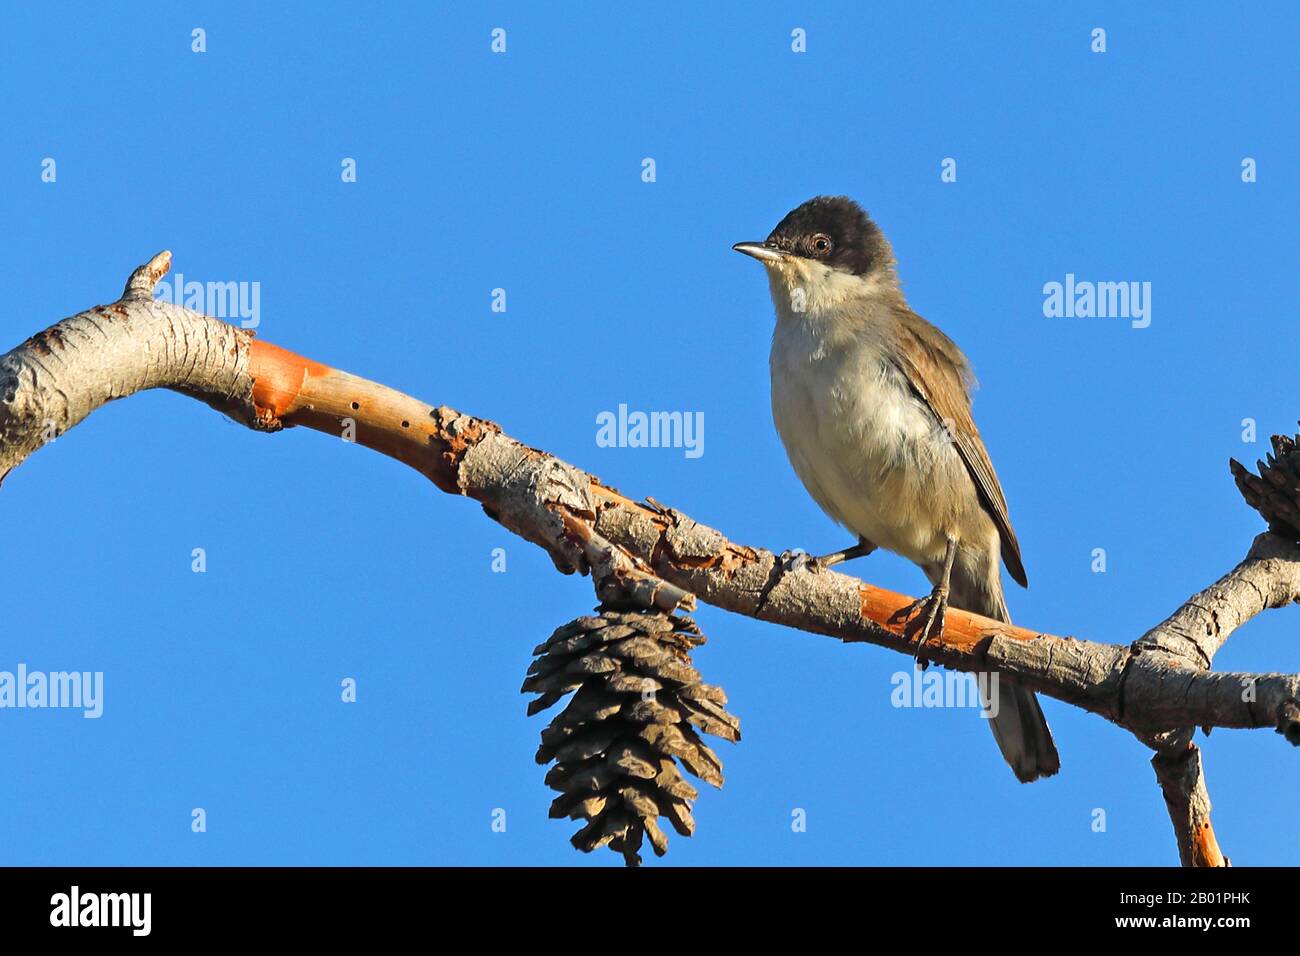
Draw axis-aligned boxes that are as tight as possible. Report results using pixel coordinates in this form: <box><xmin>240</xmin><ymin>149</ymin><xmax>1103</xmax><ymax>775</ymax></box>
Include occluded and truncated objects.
<box><xmin>733</xmin><ymin>195</ymin><xmax>1060</xmax><ymax>783</ymax></box>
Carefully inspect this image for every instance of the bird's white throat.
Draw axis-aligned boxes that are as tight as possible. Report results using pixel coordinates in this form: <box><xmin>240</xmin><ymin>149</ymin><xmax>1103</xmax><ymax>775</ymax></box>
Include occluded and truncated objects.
<box><xmin>763</xmin><ymin>258</ymin><xmax>899</xmax><ymax>337</ymax></box>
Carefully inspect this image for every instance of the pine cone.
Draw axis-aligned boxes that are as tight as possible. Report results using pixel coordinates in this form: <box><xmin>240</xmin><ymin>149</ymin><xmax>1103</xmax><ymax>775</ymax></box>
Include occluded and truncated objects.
<box><xmin>1230</xmin><ymin>430</ymin><xmax>1300</xmax><ymax>538</ymax></box>
<box><xmin>523</xmin><ymin>608</ymin><xmax>740</xmax><ymax>866</ymax></box>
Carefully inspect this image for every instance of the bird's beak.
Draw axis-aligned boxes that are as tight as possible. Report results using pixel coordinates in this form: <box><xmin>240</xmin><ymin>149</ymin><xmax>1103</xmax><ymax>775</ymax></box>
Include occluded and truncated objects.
<box><xmin>732</xmin><ymin>242</ymin><xmax>786</xmax><ymax>264</ymax></box>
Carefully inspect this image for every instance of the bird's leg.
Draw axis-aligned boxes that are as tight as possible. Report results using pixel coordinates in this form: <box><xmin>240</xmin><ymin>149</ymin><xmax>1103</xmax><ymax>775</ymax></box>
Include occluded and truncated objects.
<box><xmin>907</xmin><ymin>535</ymin><xmax>956</xmax><ymax>658</ymax></box>
<box><xmin>780</xmin><ymin>537</ymin><xmax>876</xmax><ymax>573</ymax></box>
<box><xmin>814</xmin><ymin>537</ymin><xmax>877</xmax><ymax>569</ymax></box>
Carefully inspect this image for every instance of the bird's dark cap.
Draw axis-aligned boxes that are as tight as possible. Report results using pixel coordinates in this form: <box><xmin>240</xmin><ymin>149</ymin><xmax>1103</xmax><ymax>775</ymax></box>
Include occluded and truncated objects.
<box><xmin>764</xmin><ymin>195</ymin><xmax>891</xmax><ymax>276</ymax></box>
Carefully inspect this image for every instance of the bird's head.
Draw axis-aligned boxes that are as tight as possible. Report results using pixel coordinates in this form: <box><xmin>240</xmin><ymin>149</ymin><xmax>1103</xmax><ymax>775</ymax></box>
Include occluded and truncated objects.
<box><xmin>733</xmin><ymin>195</ymin><xmax>897</xmax><ymax>315</ymax></box>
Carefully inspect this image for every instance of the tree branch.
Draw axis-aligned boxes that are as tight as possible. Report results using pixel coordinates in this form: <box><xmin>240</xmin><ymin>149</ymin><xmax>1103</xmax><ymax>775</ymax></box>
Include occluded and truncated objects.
<box><xmin>1151</xmin><ymin>742</ymin><xmax>1228</xmax><ymax>867</ymax></box>
<box><xmin>5</xmin><ymin>252</ymin><xmax>1297</xmax><ymax>866</ymax></box>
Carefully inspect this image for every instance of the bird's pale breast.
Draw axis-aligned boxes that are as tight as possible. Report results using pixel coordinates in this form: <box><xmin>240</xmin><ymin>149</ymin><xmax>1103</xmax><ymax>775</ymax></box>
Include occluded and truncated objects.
<box><xmin>769</xmin><ymin>315</ymin><xmax>993</xmax><ymax>570</ymax></box>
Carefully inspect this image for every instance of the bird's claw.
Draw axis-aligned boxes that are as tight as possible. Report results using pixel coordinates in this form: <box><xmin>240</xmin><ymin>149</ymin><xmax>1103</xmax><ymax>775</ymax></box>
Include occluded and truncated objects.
<box><xmin>778</xmin><ymin>549</ymin><xmax>823</xmax><ymax>574</ymax></box>
<box><xmin>905</xmin><ymin>586</ymin><xmax>949</xmax><ymax>658</ymax></box>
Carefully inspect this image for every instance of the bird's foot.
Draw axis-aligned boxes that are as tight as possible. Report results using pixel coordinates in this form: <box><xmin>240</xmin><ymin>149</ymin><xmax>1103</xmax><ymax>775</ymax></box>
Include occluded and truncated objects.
<box><xmin>778</xmin><ymin>549</ymin><xmax>823</xmax><ymax>574</ymax></box>
<box><xmin>903</xmin><ymin>584</ymin><xmax>949</xmax><ymax>658</ymax></box>
<box><xmin>780</xmin><ymin>539</ymin><xmax>877</xmax><ymax>574</ymax></box>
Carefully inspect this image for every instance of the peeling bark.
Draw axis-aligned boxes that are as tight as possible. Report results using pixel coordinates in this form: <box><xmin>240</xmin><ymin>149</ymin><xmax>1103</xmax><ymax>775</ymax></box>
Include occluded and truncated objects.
<box><xmin>5</xmin><ymin>252</ymin><xmax>1296</xmax><ymax>866</ymax></box>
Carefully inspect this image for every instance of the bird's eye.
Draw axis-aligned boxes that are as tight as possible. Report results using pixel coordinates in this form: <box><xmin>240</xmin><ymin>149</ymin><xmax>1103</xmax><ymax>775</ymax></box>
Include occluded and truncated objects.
<box><xmin>811</xmin><ymin>235</ymin><xmax>832</xmax><ymax>255</ymax></box>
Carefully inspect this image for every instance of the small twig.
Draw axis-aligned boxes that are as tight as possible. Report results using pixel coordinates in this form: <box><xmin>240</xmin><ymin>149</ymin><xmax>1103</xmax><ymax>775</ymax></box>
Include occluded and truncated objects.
<box><xmin>121</xmin><ymin>249</ymin><xmax>173</xmax><ymax>300</ymax></box>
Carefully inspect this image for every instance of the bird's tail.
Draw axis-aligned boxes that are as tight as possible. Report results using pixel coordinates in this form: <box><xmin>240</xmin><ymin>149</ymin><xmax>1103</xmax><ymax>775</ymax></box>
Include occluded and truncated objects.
<box><xmin>951</xmin><ymin>570</ymin><xmax>1060</xmax><ymax>783</ymax></box>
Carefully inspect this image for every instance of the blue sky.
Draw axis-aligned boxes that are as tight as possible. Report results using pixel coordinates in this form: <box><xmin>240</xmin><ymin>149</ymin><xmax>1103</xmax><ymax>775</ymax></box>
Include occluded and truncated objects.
<box><xmin>2</xmin><ymin>2</ymin><xmax>1298</xmax><ymax>866</ymax></box>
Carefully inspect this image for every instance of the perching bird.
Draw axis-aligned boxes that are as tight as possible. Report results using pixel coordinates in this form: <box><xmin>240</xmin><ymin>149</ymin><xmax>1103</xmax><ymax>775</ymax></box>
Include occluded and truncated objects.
<box><xmin>733</xmin><ymin>195</ymin><xmax>1059</xmax><ymax>783</ymax></box>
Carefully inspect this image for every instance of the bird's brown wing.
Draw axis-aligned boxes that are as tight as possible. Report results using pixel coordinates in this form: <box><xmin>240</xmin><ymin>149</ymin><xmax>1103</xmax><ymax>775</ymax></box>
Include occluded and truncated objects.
<box><xmin>889</xmin><ymin>309</ymin><xmax>1028</xmax><ymax>588</ymax></box>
